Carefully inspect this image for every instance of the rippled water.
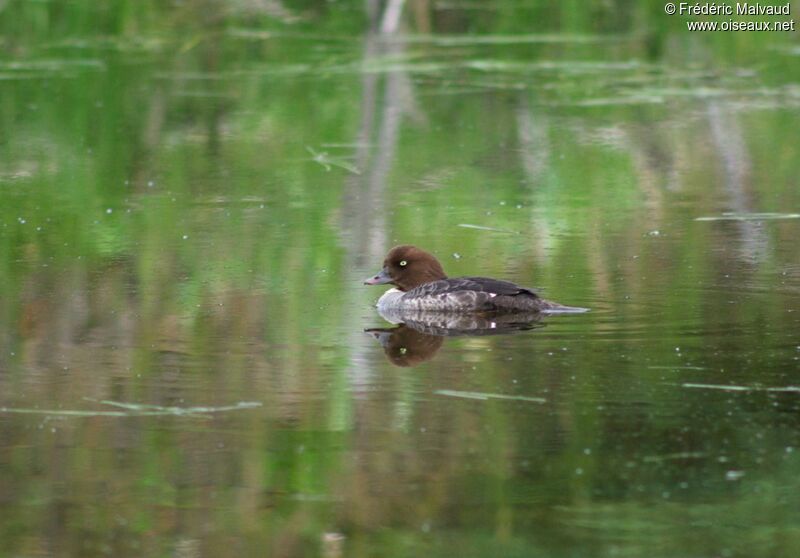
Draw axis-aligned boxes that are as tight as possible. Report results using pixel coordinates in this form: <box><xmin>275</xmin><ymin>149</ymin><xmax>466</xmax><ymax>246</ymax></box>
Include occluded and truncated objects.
<box><xmin>1</xmin><ymin>2</ymin><xmax>800</xmax><ymax>557</ymax></box>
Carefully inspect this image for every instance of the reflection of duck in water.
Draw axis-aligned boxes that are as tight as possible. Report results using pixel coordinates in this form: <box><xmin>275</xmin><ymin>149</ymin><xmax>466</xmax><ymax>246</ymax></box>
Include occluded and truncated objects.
<box><xmin>366</xmin><ymin>312</ymin><xmax>545</xmax><ymax>367</ymax></box>
<box><xmin>364</xmin><ymin>245</ymin><xmax>588</xmax><ymax>314</ymax></box>
<box><xmin>366</xmin><ymin>325</ymin><xmax>445</xmax><ymax>367</ymax></box>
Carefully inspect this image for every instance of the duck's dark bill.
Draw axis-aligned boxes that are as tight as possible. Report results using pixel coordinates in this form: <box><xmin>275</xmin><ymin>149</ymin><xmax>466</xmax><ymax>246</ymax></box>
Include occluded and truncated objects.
<box><xmin>364</xmin><ymin>268</ymin><xmax>392</xmax><ymax>285</ymax></box>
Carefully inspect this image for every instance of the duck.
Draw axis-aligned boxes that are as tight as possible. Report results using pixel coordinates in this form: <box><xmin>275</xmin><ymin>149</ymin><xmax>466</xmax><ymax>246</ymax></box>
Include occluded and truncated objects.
<box><xmin>364</xmin><ymin>245</ymin><xmax>588</xmax><ymax>314</ymax></box>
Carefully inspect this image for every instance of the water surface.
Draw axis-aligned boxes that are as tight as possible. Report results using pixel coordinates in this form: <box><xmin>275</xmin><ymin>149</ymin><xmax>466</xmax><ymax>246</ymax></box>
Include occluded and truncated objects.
<box><xmin>1</xmin><ymin>2</ymin><xmax>800</xmax><ymax>557</ymax></box>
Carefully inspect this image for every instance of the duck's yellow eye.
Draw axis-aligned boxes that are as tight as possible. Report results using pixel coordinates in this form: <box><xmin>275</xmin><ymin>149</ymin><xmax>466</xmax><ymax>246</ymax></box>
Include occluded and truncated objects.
<box><xmin>399</xmin><ymin>260</ymin><xmax>407</xmax><ymax>267</ymax></box>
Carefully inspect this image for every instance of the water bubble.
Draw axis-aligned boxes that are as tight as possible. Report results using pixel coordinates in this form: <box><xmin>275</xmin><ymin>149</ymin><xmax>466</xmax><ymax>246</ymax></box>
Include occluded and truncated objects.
<box><xmin>725</xmin><ymin>470</ymin><xmax>745</xmax><ymax>481</ymax></box>
<box><xmin>106</xmin><ymin>208</ymin><xmax>113</xmax><ymax>214</ymax></box>
<box><xmin>182</xmin><ymin>235</ymin><xmax>189</xmax><ymax>240</ymax></box>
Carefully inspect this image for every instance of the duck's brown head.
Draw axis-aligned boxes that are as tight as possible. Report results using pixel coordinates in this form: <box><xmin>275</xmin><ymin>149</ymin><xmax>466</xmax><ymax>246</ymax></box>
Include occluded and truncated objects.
<box><xmin>363</xmin><ymin>245</ymin><xmax>447</xmax><ymax>291</ymax></box>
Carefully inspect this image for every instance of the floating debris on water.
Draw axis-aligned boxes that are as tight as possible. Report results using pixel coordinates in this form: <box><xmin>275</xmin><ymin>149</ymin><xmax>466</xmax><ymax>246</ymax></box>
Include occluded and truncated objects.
<box><xmin>643</xmin><ymin>452</ymin><xmax>708</xmax><ymax>462</ymax></box>
<box><xmin>306</xmin><ymin>146</ymin><xmax>361</xmax><ymax>174</ymax></box>
<box><xmin>402</xmin><ymin>34</ymin><xmax>621</xmax><ymax>46</ymax></box>
<box><xmin>648</xmin><ymin>365</ymin><xmax>707</xmax><ymax>370</ymax></box>
<box><xmin>681</xmin><ymin>383</ymin><xmax>800</xmax><ymax>393</ymax></box>
<box><xmin>435</xmin><ymin>389</ymin><xmax>545</xmax><ymax>403</ymax></box>
<box><xmin>457</xmin><ymin>223</ymin><xmax>519</xmax><ymax>234</ymax></box>
<box><xmin>462</xmin><ymin>59</ymin><xmax>642</xmax><ymax>73</ymax></box>
<box><xmin>568</xmin><ymin>95</ymin><xmax>665</xmax><ymax>107</ymax></box>
<box><xmin>0</xmin><ymin>399</ymin><xmax>263</xmax><ymax>418</ymax></box>
<box><xmin>695</xmin><ymin>212</ymin><xmax>800</xmax><ymax>222</ymax></box>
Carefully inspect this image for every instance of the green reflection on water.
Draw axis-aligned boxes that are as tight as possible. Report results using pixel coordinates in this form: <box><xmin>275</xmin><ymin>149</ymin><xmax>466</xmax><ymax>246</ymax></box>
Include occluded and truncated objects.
<box><xmin>1</xmin><ymin>1</ymin><xmax>800</xmax><ymax>557</ymax></box>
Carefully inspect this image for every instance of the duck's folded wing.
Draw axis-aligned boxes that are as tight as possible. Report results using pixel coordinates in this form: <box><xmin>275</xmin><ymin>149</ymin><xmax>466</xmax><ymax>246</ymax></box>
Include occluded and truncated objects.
<box><xmin>460</xmin><ymin>276</ymin><xmax>540</xmax><ymax>297</ymax></box>
<box><xmin>404</xmin><ymin>277</ymin><xmax>539</xmax><ymax>299</ymax></box>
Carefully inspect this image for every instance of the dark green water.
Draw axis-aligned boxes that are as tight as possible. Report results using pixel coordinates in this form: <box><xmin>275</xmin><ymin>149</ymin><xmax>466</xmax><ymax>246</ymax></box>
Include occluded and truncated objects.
<box><xmin>1</xmin><ymin>1</ymin><xmax>800</xmax><ymax>556</ymax></box>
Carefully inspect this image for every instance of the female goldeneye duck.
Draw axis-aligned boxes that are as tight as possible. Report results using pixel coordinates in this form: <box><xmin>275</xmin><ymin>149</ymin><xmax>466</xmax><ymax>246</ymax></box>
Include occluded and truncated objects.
<box><xmin>364</xmin><ymin>245</ymin><xmax>588</xmax><ymax>314</ymax></box>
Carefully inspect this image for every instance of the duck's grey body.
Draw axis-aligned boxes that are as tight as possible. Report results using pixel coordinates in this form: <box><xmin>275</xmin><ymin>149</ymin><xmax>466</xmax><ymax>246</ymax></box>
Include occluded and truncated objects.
<box><xmin>376</xmin><ymin>277</ymin><xmax>587</xmax><ymax>314</ymax></box>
